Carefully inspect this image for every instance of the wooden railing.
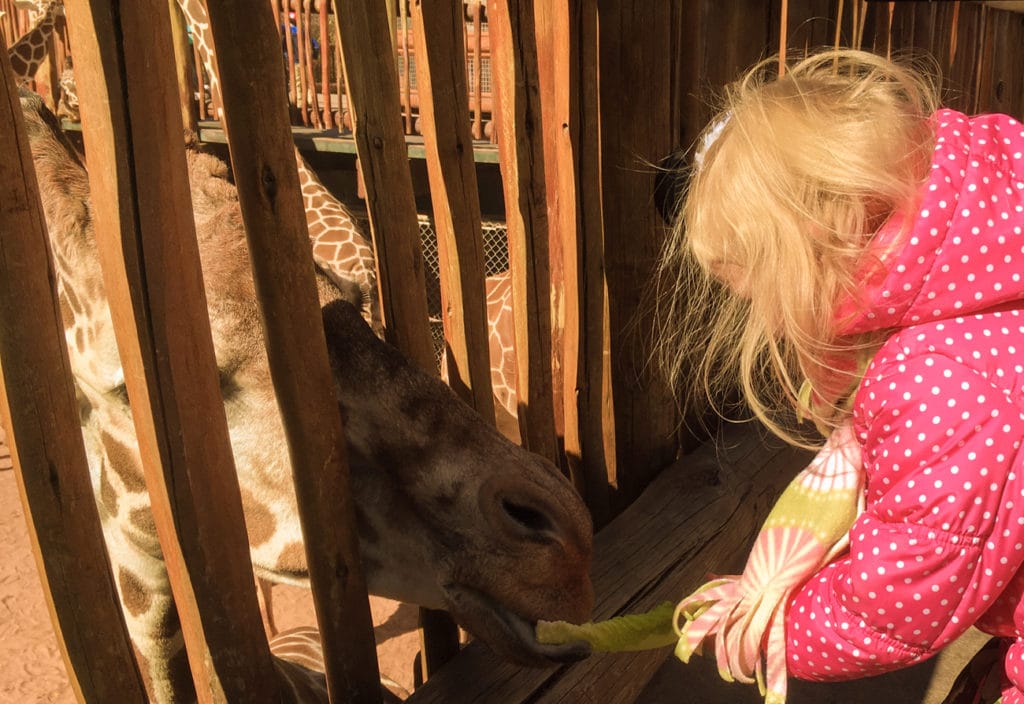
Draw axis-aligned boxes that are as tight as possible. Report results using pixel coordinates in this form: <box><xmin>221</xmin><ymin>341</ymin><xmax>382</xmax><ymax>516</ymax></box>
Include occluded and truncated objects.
<box><xmin>0</xmin><ymin>0</ymin><xmax>496</xmax><ymax>140</ymax></box>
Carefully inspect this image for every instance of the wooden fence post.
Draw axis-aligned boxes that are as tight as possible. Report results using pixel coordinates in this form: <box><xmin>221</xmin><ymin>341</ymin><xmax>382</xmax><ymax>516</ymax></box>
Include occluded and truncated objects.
<box><xmin>0</xmin><ymin>38</ymin><xmax>148</xmax><ymax>704</ymax></box>
<box><xmin>331</xmin><ymin>0</ymin><xmax>454</xmax><ymax>677</ymax></box>
<box><xmin>203</xmin><ymin>0</ymin><xmax>383</xmax><ymax>701</ymax></box>
<box><xmin>410</xmin><ymin>0</ymin><xmax>495</xmax><ymax>424</ymax></box>
<box><xmin>408</xmin><ymin>0</ymin><xmax>496</xmax><ymax>674</ymax></box>
<box><xmin>62</xmin><ymin>0</ymin><xmax>282</xmax><ymax>700</ymax></box>
<box><xmin>597</xmin><ymin>1</ymin><xmax>684</xmax><ymax>512</ymax></box>
<box><xmin>331</xmin><ymin>0</ymin><xmax>435</xmax><ymax>374</ymax></box>
<box><xmin>487</xmin><ymin>0</ymin><xmax>560</xmax><ymax>464</ymax></box>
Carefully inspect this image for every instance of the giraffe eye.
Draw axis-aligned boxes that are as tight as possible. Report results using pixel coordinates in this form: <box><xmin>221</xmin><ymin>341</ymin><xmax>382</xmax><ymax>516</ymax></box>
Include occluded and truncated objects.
<box><xmin>109</xmin><ymin>382</ymin><xmax>130</xmax><ymax>405</ymax></box>
<box><xmin>219</xmin><ymin>368</ymin><xmax>240</xmax><ymax>402</ymax></box>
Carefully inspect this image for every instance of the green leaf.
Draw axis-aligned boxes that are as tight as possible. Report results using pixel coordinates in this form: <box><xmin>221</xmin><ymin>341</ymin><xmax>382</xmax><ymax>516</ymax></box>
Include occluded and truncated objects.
<box><xmin>535</xmin><ymin>601</ymin><xmax>679</xmax><ymax>653</ymax></box>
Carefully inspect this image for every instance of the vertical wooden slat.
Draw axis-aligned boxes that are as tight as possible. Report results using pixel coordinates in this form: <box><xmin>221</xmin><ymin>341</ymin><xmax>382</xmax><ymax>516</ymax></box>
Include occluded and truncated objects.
<box><xmin>536</xmin><ymin>0</ymin><xmax>612</xmax><ymax>525</ymax></box>
<box><xmin>576</xmin><ymin>0</ymin><xmax>616</xmax><ymax>527</ymax></box>
<box><xmin>487</xmin><ymin>0</ymin><xmax>559</xmax><ymax>464</ymax></box>
<box><xmin>471</xmin><ymin>2</ymin><xmax>483</xmax><ymax>140</ymax></box>
<box><xmin>296</xmin><ymin>0</ymin><xmax>309</xmax><ymax>124</ymax></box>
<box><xmin>307</xmin><ymin>0</ymin><xmax>322</xmax><ymax>128</ymax></box>
<box><xmin>284</xmin><ymin>0</ymin><xmax>298</xmax><ymax>109</ymax></box>
<box><xmin>320</xmin><ymin>0</ymin><xmax>333</xmax><ymax>129</ymax></box>
<box><xmin>533</xmin><ymin>0</ymin><xmax>566</xmax><ymax>455</ymax></box>
<box><xmin>409</xmin><ymin>0</ymin><xmax>496</xmax><ymax>674</ymax></box>
<box><xmin>63</xmin><ymin>0</ymin><xmax>281</xmax><ymax>701</ymax></box>
<box><xmin>401</xmin><ymin>0</ymin><xmax>413</xmax><ymax>134</ymax></box>
<box><xmin>203</xmin><ymin>1</ymin><xmax>383</xmax><ymax>702</ymax></box>
<box><xmin>411</xmin><ymin>0</ymin><xmax>495</xmax><ymax>422</ymax></box>
<box><xmin>333</xmin><ymin>13</ymin><xmax>347</xmax><ymax>129</ymax></box>
<box><xmin>331</xmin><ymin>0</ymin><xmax>435</xmax><ymax>373</ymax></box>
<box><xmin>168</xmin><ymin>0</ymin><xmax>197</xmax><ymax>133</ymax></box>
<box><xmin>983</xmin><ymin>8</ymin><xmax>1024</xmax><ymax>117</ymax></box>
<box><xmin>0</xmin><ymin>41</ymin><xmax>148</xmax><ymax>704</ymax></box>
<box><xmin>598</xmin><ymin>1</ymin><xmax>683</xmax><ymax>512</ymax></box>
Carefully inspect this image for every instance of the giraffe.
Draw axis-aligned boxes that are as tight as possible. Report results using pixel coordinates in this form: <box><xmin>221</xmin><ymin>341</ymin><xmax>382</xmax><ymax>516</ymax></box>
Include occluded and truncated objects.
<box><xmin>440</xmin><ymin>269</ymin><xmax>518</xmax><ymax>422</ymax></box>
<box><xmin>485</xmin><ymin>270</ymin><xmax>517</xmax><ymax>417</ymax></box>
<box><xmin>16</xmin><ymin>90</ymin><xmax>593</xmax><ymax>702</ymax></box>
<box><xmin>0</xmin><ymin>0</ymin><xmax>64</xmax><ymax>471</ymax></box>
<box><xmin>176</xmin><ymin>0</ymin><xmax>382</xmax><ymax>336</ymax></box>
<box><xmin>5</xmin><ymin>0</ymin><xmax>61</xmax><ymax>86</ymax></box>
<box><xmin>24</xmin><ymin>0</ymin><xmax>522</xmax><ymax>419</ymax></box>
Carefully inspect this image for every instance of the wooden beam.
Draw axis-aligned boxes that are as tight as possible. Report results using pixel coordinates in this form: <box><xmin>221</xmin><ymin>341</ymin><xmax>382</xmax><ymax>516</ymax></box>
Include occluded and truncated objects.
<box><xmin>62</xmin><ymin>0</ymin><xmax>280</xmax><ymax>700</ymax></box>
<box><xmin>0</xmin><ymin>35</ymin><xmax>147</xmax><ymax>704</ymax></box>
<box><xmin>331</xmin><ymin>0</ymin><xmax>435</xmax><ymax>374</ymax></box>
<box><xmin>202</xmin><ymin>0</ymin><xmax>382</xmax><ymax>701</ymax></box>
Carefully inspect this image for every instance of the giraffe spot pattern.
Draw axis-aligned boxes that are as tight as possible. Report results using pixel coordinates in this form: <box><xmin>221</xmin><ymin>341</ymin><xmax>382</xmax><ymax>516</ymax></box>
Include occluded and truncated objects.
<box><xmin>118</xmin><ymin>567</ymin><xmax>152</xmax><ymax>618</ymax></box>
<box><xmin>99</xmin><ymin>458</ymin><xmax>118</xmax><ymax>517</ymax></box>
<box><xmin>129</xmin><ymin>506</ymin><xmax>156</xmax><ymax>536</ymax></box>
<box><xmin>275</xmin><ymin>541</ymin><xmax>308</xmax><ymax>578</ymax></box>
<box><xmin>101</xmin><ymin>430</ymin><xmax>146</xmax><ymax>494</ymax></box>
<box><xmin>239</xmin><ymin>488</ymin><xmax>276</xmax><ymax>548</ymax></box>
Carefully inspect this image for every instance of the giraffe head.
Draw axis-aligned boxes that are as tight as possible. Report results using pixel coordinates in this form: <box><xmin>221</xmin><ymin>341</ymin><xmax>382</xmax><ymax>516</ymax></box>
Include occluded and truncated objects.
<box><xmin>19</xmin><ymin>91</ymin><xmax>593</xmax><ymax>678</ymax></box>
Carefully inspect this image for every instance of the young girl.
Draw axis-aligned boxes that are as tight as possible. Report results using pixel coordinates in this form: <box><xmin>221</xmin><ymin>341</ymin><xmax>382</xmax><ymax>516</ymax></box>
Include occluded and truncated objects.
<box><xmin>656</xmin><ymin>50</ymin><xmax>1024</xmax><ymax>702</ymax></box>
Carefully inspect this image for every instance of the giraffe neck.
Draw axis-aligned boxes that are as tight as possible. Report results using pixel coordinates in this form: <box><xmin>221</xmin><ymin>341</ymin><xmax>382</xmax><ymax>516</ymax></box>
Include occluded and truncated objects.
<box><xmin>173</xmin><ymin>0</ymin><xmax>381</xmax><ymax>332</ymax></box>
<box><xmin>173</xmin><ymin>0</ymin><xmax>221</xmax><ymax>118</ymax></box>
<box><xmin>7</xmin><ymin>0</ymin><xmax>60</xmax><ymax>82</ymax></box>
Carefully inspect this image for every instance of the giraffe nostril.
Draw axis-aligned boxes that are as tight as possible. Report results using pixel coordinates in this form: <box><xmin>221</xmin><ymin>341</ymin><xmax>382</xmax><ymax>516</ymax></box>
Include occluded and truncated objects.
<box><xmin>500</xmin><ymin>498</ymin><xmax>557</xmax><ymax>541</ymax></box>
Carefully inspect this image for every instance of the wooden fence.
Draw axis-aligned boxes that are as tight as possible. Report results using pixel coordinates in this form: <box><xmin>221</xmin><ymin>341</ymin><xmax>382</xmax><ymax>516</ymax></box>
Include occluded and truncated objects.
<box><xmin>1</xmin><ymin>0</ymin><xmax>1023</xmax><ymax>702</ymax></box>
<box><xmin>0</xmin><ymin>0</ymin><xmax>497</xmax><ymax>139</ymax></box>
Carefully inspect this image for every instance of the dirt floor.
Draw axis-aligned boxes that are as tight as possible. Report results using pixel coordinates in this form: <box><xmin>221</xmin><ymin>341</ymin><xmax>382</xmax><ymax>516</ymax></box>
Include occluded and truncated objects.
<box><xmin>0</xmin><ymin>465</ymin><xmax>422</xmax><ymax>703</ymax></box>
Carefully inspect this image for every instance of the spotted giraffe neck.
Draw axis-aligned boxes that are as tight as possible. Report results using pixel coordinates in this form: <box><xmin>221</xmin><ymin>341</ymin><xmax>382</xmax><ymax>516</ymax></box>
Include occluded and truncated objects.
<box><xmin>174</xmin><ymin>0</ymin><xmax>381</xmax><ymax>333</ymax></box>
<box><xmin>7</xmin><ymin>0</ymin><xmax>60</xmax><ymax>83</ymax></box>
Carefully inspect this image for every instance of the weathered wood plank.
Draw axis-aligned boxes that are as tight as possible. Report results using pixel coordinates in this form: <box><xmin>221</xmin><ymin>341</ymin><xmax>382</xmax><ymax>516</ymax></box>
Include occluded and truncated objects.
<box><xmin>167</xmin><ymin>0</ymin><xmax>196</xmax><ymax>134</ymax></box>
<box><xmin>410</xmin><ymin>0</ymin><xmax>495</xmax><ymax>423</ymax></box>
<box><xmin>405</xmin><ymin>422</ymin><xmax>810</xmax><ymax>703</ymax></box>
<box><xmin>63</xmin><ymin>0</ymin><xmax>279</xmax><ymax>700</ymax></box>
<box><xmin>597</xmin><ymin>2</ymin><xmax>687</xmax><ymax>512</ymax></box>
<box><xmin>0</xmin><ymin>36</ymin><xmax>147</xmax><ymax>704</ymax></box>
<box><xmin>571</xmin><ymin>0</ymin><xmax>616</xmax><ymax>528</ymax></box>
<box><xmin>488</xmin><ymin>0</ymin><xmax>560</xmax><ymax>463</ymax></box>
<box><xmin>203</xmin><ymin>1</ymin><xmax>382</xmax><ymax>701</ymax></box>
<box><xmin>331</xmin><ymin>0</ymin><xmax>435</xmax><ymax>374</ymax></box>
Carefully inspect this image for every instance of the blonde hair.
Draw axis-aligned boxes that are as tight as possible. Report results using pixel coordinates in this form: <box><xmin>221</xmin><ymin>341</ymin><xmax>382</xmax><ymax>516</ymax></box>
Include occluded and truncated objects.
<box><xmin>654</xmin><ymin>49</ymin><xmax>941</xmax><ymax>447</ymax></box>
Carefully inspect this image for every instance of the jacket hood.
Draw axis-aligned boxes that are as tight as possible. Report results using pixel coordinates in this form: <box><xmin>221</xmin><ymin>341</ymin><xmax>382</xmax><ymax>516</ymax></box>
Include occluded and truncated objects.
<box><xmin>842</xmin><ymin>109</ymin><xmax>1024</xmax><ymax>335</ymax></box>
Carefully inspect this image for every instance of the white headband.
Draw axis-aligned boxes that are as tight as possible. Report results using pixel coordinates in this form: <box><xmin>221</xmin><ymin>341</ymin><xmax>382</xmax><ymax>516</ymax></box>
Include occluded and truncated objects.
<box><xmin>694</xmin><ymin>113</ymin><xmax>731</xmax><ymax>171</ymax></box>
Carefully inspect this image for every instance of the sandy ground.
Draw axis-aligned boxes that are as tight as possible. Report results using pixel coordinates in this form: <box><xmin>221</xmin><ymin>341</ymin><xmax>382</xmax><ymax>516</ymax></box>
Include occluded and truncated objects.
<box><xmin>0</xmin><ymin>466</ymin><xmax>422</xmax><ymax>703</ymax></box>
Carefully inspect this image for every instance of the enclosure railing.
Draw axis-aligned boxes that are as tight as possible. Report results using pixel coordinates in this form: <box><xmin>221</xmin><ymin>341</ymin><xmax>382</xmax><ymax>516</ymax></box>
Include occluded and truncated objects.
<box><xmin>0</xmin><ymin>0</ymin><xmax>497</xmax><ymax>141</ymax></box>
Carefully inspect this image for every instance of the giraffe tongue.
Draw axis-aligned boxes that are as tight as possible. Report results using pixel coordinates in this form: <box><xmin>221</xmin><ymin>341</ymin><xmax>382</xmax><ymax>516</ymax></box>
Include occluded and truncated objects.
<box><xmin>443</xmin><ymin>586</ymin><xmax>592</xmax><ymax>667</ymax></box>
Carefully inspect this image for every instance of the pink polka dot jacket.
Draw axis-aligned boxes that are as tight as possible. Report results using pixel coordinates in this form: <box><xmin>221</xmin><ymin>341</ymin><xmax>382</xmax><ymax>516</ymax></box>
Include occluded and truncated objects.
<box><xmin>786</xmin><ymin>109</ymin><xmax>1024</xmax><ymax>699</ymax></box>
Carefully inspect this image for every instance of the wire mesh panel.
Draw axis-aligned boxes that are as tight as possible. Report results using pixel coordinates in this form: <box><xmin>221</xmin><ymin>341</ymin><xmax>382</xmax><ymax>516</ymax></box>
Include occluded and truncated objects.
<box><xmin>418</xmin><ymin>215</ymin><xmax>509</xmax><ymax>366</ymax></box>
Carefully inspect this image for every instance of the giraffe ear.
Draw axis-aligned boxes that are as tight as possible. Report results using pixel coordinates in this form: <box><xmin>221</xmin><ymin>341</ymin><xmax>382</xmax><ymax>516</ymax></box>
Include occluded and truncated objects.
<box><xmin>652</xmin><ymin>148</ymin><xmax>692</xmax><ymax>227</ymax></box>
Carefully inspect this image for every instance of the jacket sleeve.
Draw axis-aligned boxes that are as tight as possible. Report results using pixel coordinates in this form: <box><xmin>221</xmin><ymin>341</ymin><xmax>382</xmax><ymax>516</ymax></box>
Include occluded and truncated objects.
<box><xmin>786</xmin><ymin>351</ymin><xmax>1024</xmax><ymax>681</ymax></box>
